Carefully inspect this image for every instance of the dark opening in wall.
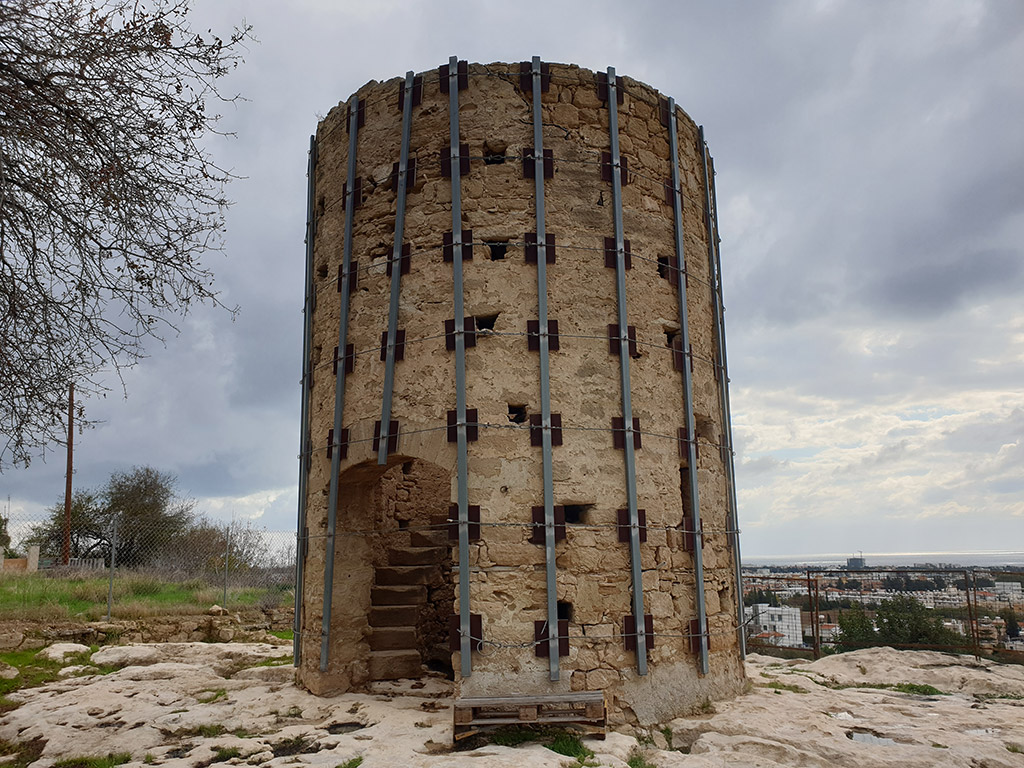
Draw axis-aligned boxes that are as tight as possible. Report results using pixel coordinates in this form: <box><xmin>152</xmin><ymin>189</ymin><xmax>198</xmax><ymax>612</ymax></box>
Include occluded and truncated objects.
<box><xmin>557</xmin><ymin>601</ymin><xmax>574</xmax><ymax>622</ymax></box>
<box><xmin>484</xmin><ymin>241</ymin><xmax>508</xmax><ymax>260</ymax></box>
<box><xmin>317</xmin><ymin>263</ymin><xmax>329</xmax><ymax>279</ymax></box>
<box><xmin>397</xmin><ymin>518</ymin><xmax>409</xmax><ymax>530</ymax></box>
<box><xmin>402</xmin><ymin>461</ymin><xmax>414</xmax><ymax>474</ymax></box>
<box><xmin>563</xmin><ymin>504</ymin><xmax>593</xmax><ymax>524</ymax></box>
<box><xmin>680</xmin><ymin>467</ymin><xmax>693</xmax><ymax>518</ymax></box>
<box><xmin>658</xmin><ymin>255</ymin><xmax>671</xmax><ymax>280</ymax></box>
<box><xmin>483</xmin><ymin>140</ymin><xmax>508</xmax><ymax>165</ymax></box>
<box><xmin>665</xmin><ymin>330</ymin><xmax>677</xmax><ymax>348</ymax></box>
<box><xmin>475</xmin><ymin>313</ymin><xmax>499</xmax><ymax>331</ymax></box>
<box><xmin>508</xmin><ymin>404</ymin><xmax>528</xmax><ymax>424</ymax></box>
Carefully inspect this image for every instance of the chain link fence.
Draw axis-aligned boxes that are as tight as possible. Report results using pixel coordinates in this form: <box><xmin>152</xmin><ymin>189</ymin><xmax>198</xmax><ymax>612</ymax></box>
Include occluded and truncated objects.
<box><xmin>0</xmin><ymin>507</ymin><xmax>295</xmax><ymax>621</ymax></box>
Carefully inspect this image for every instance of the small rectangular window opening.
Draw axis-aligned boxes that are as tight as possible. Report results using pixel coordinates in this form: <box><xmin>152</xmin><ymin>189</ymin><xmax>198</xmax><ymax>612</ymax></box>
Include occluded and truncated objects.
<box><xmin>507</xmin><ymin>404</ymin><xmax>528</xmax><ymax>424</ymax></box>
<box><xmin>397</xmin><ymin>519</ymin><xmax>409</xmax><ymax>530</ymax></box>
<box><xmin>484</xmin><ymin>241</ymin><xmax>508</xmax><ymax>260</ymax></box>
<box><xmin>475</xmin><ymin>313</ymin><xmax>499</xmax><ymax>332</ymax></box>
<box><xmin>402</xmin><ymin>461</ymin><xmax>414</xmax><ymax>474</ymax></box>
<box><xmin>562</xmin><ymin>504</ymin><xmax>593</xmax><ymax>525</ymax></box>
<box><xmin>658</xmin><ymin>255</ymin><xmax>671</xmax><ymax>280</ymax></box>
<box><xmin>680</xmin><ymin>467</ymin><xmax>693</xmax><ymax>518</ymax></box>
<box><xmin>557</xmin><ymin>601</ymin><xmax>574</xmax><ymax>622</ymax></box>
<box><xmin>665</xmin><ymin>330</ymin><xmax>677</xmax><ymax>348</ymax></box>
<box><xmin>483</xmin><ymin>140</ymin><xmax>508</xmax><ymax>165</ymax></box>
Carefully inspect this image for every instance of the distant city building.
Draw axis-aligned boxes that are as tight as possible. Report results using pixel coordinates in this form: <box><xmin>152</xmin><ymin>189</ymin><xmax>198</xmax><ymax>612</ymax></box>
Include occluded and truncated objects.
<box><xmin>994</xmin><ymin>582</ymin><xmax>1023</xmax><ymax>602</ymax></box>
<box><xmin>846</xmin><ymin>556</ymin><xmax>866</xmax><ymax>570</ymax></box>
<box><xmin>745</xmin><ymin>604</ymin><xmax>803</xmax><ymax>648</ymax></box>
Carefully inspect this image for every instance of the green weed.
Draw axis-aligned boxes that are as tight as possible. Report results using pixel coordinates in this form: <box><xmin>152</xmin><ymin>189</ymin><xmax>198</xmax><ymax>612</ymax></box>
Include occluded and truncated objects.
<box><xmin>338</xmin><ymin>758</ymin><xmax>364</xmax><ymax>768</ymax></box>
<box><xmin>52</xmin><ymin>752</ymin><xmax>132</xmax><ymax>768</ymax></box>
<box><xmin>196</xmin><ymin>688</ymin><xmax>227</xmax><ymax>704</ymax></box>
<box><xmin>209</xmin><ymin>746</ymin><xmax>240</xmax><ymax>763</ymax></box>
<box><xmin>626</xmin><ymin>747</ymin><xmax>657</xmax><ymax>768</ymax></box>
<box><xmin>546</xmin><ymin>731</ymin><xmax>592</xmax><ymax>761</ymax></box>
<box><xmin>761</xmin><ymin>681</ymin><xmax>807</xmax><ymax>694</ymax></box>
<box><xmin>0</xmin><ymin>737</ymin><xmax>46</xmax><ymax>768</ymax></box>
<box><xmin>269</xmin><ymin>629</ymin><xmax>294</xmax><ymax>641</ymax></box>
<box><xmin>1007</xmin><ymin>744</ymin><xmax>1022</xmax><ymax>754</ymax></box>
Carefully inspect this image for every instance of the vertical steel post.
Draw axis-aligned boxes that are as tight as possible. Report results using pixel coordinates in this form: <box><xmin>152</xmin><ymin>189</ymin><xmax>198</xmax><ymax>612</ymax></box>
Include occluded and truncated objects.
<box><xmin>223</xmin><ymin>522</ymin><xmax>231</xmax><ymax>608</ymax></box>
<box><xmin>105</xmin><ymin>516</ymin><xmax>117</xmax><ymax>622</ymax></box>
<box><xmin>530</xmin><ymin>56</ymin><xmax>560</xmax><ymax>678</ymax></box>
<box><xmin>447</xmin><ymin>57</ymin><xmax>473</xmax><ymax>678</ymax></box>
<box><xmin>294</xmin><ymin>135</ymin><xmax>317</xmax><ymax>664</ymax></box>
<box><xmin>607</xmin><ymin>68</ymin><xmax>647</xmax><ymax>675</ymax></box>
<box><xmin>63</xmin><ymin>382</ymin><xmax>73</xmax><ymax>566</ymax></box>
<box><xmin>667</xmin><ymin>99</ymin><xmax>709</xmax><ymax>675</ymax></box>
<box><xmin>699</xmin><ymin>126</ymin><xmax>746</xmax><ymax>657</ymax></box>
<box><xmin>320</xmin><ymin>100</ymin><xmax>362</xmax><ymax>671</ymax></box>
<box><xmin>378</xmin><ymin>71</ymin><xmax>416</xmax><ymax>466</ymax></box>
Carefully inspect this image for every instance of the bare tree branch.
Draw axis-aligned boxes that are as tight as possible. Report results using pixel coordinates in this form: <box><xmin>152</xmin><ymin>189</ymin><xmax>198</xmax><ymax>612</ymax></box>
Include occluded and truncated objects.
<box><xmin>0</xmin><ymin>0</ymin><xmax>251</xmax><ymax>469</ymax></box>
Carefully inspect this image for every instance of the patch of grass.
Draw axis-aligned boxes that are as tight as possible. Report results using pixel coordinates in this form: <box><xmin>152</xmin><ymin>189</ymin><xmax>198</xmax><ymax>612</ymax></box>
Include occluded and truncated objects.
<box><xmin>338</xmin><ymin>758</ymin><xmax>364</xmax><ymax>768</ymax></box>
<box><xmin>0</xmin><ymin>737</ymin><xmax>47</xmax><ymax>768</ymax></box>
<box><xmin>269</xmin><ymin>629</ymin><xmax>294</xmax><ymax>641</ymax></box>
<box><xmin>177</xmin><ymin>724</ymin><xmax>226</xmax><ymax>738</ymax></box>
<box><xmin>1007</xmin><ymin>744</ymin><xmax>1022</xmax><ymax>754</ymax></box>
<box><xmin>143</xmin><ymin>755</ymin><xmax>156</xmax><ymax>765</ymax></box>
<box><xmin>660</xmin><ymin>726</ymin><xmax>673</xmax><ymax>750</ymax></box>
<box><xmin>890</xmin><ymin>683</ymin><xmax>947</xmax><ymax>696</ymax></box>
<box><xmin>53</xmin><ymin>752</ymin><xmax>132</xmax><ymax>768</ymax></box>
<box><xmin>491</xmin><ymin>726</ymin><xmax>536</xmax><ymax>747</ymax></box>
<box><xmin>0</xmin><ymin>648</ymin><xmax>90</xmax><ymax>698</ymax></box>
<box><xmin>760</xmin><ymin>681</ymin><xmax>807</xmax><ymax>694</ymax></box>
<box><xmin>626</xmin><ymin>747</ymin><xmax>656</xmax><ymax>768</ymax></box>
<box><xmin>209</xmin><ymin>746</ymin><xmax>240</xmax><ymax>763</ymax></box>
<box><xmin>931</xmin><ymin>743</ymin><xmax>948</xmax><ymax>749</ymax></box>
<box><xmin>252</xmin><ymin>655</ymin><xmax>293</xmax><ymax>667</ymax></box>
<box><xmin>546</xmin><ymin>731</ymin><xmax>592</xmax><ymax>761</ymax></box>
<box><xmin>231</xmin><ymin>728</ymin><xmax>252</xmax><ymax>739</ymax></box>
<box><xmin>197</xmin><ymin>688</ymin><xmax>227</xmax><ymax>704</ymax></box>
<box><xmin>0</xmin><ymin>571</ymin><xmax>286</xmax><ymax>620</ymax></box>
<box><xmin>271</xmin><ymin>734</ymin><xmax>318</xmax><ymax>758</ymax></box>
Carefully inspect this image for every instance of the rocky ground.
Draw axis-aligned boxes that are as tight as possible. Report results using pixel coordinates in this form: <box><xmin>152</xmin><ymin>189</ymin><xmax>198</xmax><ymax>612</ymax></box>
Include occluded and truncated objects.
<box><xmin>0</xmin><ymin>643</ymin><xmax>1022</xmax><ymax>767</ymax></box>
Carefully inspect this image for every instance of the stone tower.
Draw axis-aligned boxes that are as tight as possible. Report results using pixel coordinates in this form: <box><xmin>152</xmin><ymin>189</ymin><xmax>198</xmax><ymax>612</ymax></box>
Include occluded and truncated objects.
<box><xmin>294</xmin><ymin>58</ymin><xmax>745</xmax><ymax>725</ymax></box>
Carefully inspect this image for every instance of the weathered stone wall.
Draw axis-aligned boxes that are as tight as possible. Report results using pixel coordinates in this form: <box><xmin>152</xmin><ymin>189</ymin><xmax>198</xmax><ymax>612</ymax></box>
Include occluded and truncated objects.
<box><xmin>297</xmin><ymin>61</ymin><xmax>744</xmax><ymax>724</ymax></box>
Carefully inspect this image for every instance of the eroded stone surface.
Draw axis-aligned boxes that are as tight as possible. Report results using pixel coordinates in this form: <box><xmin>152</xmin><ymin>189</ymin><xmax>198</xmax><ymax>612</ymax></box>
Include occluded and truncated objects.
<box><xmin>0</xmin><ymin>644</ymin><xmax>1021</xmax><ymax>767</ymax></box>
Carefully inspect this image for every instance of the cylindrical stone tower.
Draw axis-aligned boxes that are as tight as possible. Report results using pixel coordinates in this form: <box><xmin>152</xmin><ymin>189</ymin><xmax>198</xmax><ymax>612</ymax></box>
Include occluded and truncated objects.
<box><xmin>294</xmin><ymin>58</ymin><xmax>745</xmax><ymax>726</ymax></box>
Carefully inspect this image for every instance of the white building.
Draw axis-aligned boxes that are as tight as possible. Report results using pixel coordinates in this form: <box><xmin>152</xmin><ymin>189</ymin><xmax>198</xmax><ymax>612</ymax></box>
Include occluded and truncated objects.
<box><xmin>994</xmin><ymin>582</ymin><xmax>1023</xmax><ymax>602</ymax></box>
<box><xmin>745</xmin><ymin>604</ymin><xmax>804</xmax><ymax>648</ymax></box>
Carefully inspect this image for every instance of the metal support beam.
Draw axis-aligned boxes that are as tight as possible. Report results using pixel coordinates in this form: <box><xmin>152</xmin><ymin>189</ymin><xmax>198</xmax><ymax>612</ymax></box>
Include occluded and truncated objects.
<box><xmin>699</xmin><ymin>126</ymin><xmax>746</xmax><ymax>657</ymax></box>
<box><xmin>378</xmin><ymin>71</ymin><xmax>416</xmax><ymax>465</ymax></box>
<box><xmin>320</xmin><ymin>102</ymin><xmax>361</xmax><ymax>672</ymax></box>
<box><xmin>530</xmin><ymin>56</ymin><xmax>560</xmax><ymax>678</ymax></box>
<box><xmin>294</xmin><ymin>135</ymin><xmax>316</xmax><ymax>665</ymax></box>
<box><xmin>667</xmin><ymin>100</ymin><xmax>709</xmax><ymax>675</ymax></box>
<box><xmin>607</xmin><ymin>67</ymin><xmax>647</xmax><ymax>675</ymax></box>
<box><xmin>447</xmin><ymin>56</ymin><xmax>473</xmax><ymax>678</ymax></box>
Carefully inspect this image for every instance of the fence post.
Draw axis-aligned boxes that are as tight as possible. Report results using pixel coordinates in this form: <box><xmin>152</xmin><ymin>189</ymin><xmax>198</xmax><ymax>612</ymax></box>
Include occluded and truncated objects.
<box><xmin>223</xmin><ymin>522</ymin><xmax>231</xmax><ymax>608</ymax></box>
<box><xmin>105</xmin><ymin>516</ymin><xmax>118</xmax><ymax>622</ymax></box>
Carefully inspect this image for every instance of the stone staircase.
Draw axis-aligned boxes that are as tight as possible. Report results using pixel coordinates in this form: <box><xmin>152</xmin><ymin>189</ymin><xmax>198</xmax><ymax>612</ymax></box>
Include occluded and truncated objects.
<box><xmin>368</xmin><ymin>528</ymin><xmax>449</xmax><ymax>680</ymax></box>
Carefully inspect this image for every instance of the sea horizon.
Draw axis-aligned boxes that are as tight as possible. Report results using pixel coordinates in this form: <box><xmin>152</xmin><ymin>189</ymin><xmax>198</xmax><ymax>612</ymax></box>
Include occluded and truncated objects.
<box><xmin>741</xmin><ymin>550</ymin><xmax>1024</xmax><ymax>569</ymax></box>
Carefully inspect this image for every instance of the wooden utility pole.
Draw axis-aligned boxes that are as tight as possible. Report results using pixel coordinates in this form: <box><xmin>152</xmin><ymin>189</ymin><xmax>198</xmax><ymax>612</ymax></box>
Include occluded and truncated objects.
<box><xmin>62</xmin><ymin>382</ymin><xmax>73</xmax><ymax>565</ymax></box>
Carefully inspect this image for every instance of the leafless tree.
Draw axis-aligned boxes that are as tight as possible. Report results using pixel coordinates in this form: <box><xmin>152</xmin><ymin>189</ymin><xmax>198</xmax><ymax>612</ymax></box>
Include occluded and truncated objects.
<box><xmin>0</xmin><ymin>0</ymin><xmax>251</xmax><ymax>468</ymax></box>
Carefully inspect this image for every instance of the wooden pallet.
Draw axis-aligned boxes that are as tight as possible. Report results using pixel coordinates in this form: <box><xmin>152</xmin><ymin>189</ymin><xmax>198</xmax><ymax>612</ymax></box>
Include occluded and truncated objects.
<box><xmin>452</xmin><ymin>690</ymin><xmax>607</xmax><ymax>742</ymax></box>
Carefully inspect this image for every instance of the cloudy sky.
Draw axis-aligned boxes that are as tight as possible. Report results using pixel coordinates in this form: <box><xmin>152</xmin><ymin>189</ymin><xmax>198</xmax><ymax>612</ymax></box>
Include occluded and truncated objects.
<box><xmin>4</xmin><ymin>0</ymin><xmax>1022</xmax><ymax>561</ymax></box>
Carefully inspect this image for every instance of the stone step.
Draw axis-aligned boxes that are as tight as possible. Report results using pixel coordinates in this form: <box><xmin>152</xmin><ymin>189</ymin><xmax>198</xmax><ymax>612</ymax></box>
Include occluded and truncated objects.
<box><xmin>410</xmin><ymin>529</ymin><xmax>449</xmax><ymax>548</ymax></box>
<box><xmin>368</xmin><ymin>626</ymin><xmax>417</xmax><ymax>651</ymax></box>
<box><xmin>388</xmin><ymin>546</ymin><xmax>447</xmax><ymax>566</ymax></box>
<box><xmin>369</xmin><ymin>605</ymin><xmax>419</xmax><ymax>627</ymax></box>
<box><xmin>369</xmin><ymin>649</ymin><xmax>422</xmax><ymax>681</ymax></box>
<box><xmin>371</xmin><ymin>585</ymin><xmax>427</xmax><ymax>605</ymax></box>
<box><xmin>375</xmin><ymin>565</ymin><xmax>438</xmax><ymax>586</ymax></box>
